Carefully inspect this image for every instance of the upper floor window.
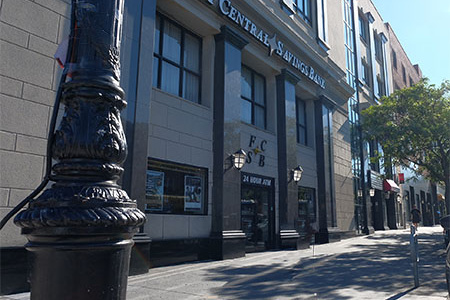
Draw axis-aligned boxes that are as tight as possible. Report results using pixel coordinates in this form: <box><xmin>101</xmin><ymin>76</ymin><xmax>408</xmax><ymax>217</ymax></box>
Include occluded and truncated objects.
<box><xmin>153</xmin><ymin>13</ymin><xmax>202</xmax><ymax>103</ymax></box>
<box><xmin>377</xmin><ymin>75</ymin><xmax>385</xmax><ymax>97</ymax></box>
<box><xmin>392</xmin><ymin>50</ymin><xmax>397</xmax><ymax>69</ymax></box>
<box><xmin>409</xmin><ymin>76</ymin><xmax>414</xmax><ymax>87</ymax></box>
<box><xmin>296</xmin><ymin>98</ymin><xmax>307</xmax><ymax>145</ymax></box>
<box><xmin>296</xmin><ymin>0</ymin><xmax>312</xmax><ymax>24</ymax></box>
<box><xmin>282</xmin><ymin>0</ymin><xmax>312</xmax><ymax>24</ymax></box>
<box><xmin>317</xmin><ymin>0</ymin><xmax>328</xmax><ymax>45</ymax></box>
<box><xmin>361</xmin><ymin>59</ymin><xmax>371</xmax><ymax>87</ymax></box>
<box><xmin>241</xmin><ymin>65</ymin><xmax>266</xmax><ymax>129</ymax></box>
<box><xmin>359</xmin><ymin>16</ymin><xmax>368</xmax><ymax>43</ymax></box>
<box><xmin>402</xmin><ymin>65</ymin><xmax>407</xmax><ymax>84</ymax></box>
<box><xmin>374</xmin><ymin>34</ymin><xmax>382</xmax><ymax>62</ymax></box>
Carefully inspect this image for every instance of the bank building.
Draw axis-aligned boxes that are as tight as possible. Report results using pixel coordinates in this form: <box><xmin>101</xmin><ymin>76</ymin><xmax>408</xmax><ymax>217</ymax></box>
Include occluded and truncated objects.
<box><xmin>0</xmin><ymin>0</ymin><xmax>425</xmax><ymax>294</ymax></box>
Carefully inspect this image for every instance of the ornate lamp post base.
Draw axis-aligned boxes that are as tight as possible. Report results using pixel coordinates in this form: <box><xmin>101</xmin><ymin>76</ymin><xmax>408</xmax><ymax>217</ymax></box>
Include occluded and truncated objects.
<box><xmin>13</xmin><ymin>0</ymin><xmax>146</xmax><ymax>298</ymax></box>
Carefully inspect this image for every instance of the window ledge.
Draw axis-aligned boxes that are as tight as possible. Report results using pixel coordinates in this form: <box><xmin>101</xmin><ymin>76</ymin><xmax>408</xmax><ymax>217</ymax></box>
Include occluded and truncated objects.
<box><xmin>360</xmin><ymin>36</ymin><xmax>369</xmax><ymax>47</ymax></box>
<box><xmin>240</xmin><ymin>121</ymin><xmax>276</xmax><ymax>136</ymax></box>
<box><xmin>317</xmin><ymin>37</ymin><xmax>330</xmax><ymax>53</ymax></box>
<box><xmin>152</xmin><ymin>87</ymin><xmax>209</xmax><ymax>110</ymax></box>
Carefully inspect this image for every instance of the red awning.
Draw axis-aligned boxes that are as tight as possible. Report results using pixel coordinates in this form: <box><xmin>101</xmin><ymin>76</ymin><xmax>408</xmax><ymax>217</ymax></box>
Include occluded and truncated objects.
<box><xmin>384</xmin><ymin>179</ymin><xmax>400</xmax><ymax>193</ymax></box>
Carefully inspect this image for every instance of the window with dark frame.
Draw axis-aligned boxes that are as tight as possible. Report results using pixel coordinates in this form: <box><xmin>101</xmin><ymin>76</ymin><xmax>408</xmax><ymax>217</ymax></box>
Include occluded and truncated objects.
<box><xmin>374</xmin><ymin>34</ymin><xmax>382</xmax><ymax>62</ymax></box>
<box><xmin>298</xmin><ymin>187</ymin><xmax>316</xmax><ymax>224</ymax></box>
<box><xmin>153</xmin><ymin>13</ymin><xmax>202</xmax><ymax>104</ymax></box>
<box><xmin>392</xmin><ymin>50</ymin><xmax>397</xmax><ymax>69</ymax></box>
<box><xmin>282</xmin><ymin>0</ymin><xmax>312</xmax><ymax>24</ymax></box>
<box><xmin>296</xmin><ymin>98</ymin><xmax>307</xmax><ymax>146</ymax></box>
<box><xmin>359</xmin><ymin>15</ymin><xmax>368</xmax><ymax>43</ymax></box>
<box><xmin>241</xmin><ymin>65</ymin><xmax>267</xmax><ymax>129</ymax></box>
<box><xmin>377</xmin><ymin>75</ymin><xmax>385</xmax><ymax>97</ymax></box>
<box><xmin>361</xmin><ymin>59</ymin><xmax>371</xmax><ymax>87</ymax></box>
<box><xmin>145</xmin><ymin>159</ymin><xmax>208</xmax><ymax>215</ymax></box>
<box><xmin>402</xmin><ymin>65</ymin><xmax>407</xmax><ymax>84</ymax></box>
<box><xmin>295</xmin><ymin>0</ymin><xmax>312</xmax><ymax>24</ymax></box>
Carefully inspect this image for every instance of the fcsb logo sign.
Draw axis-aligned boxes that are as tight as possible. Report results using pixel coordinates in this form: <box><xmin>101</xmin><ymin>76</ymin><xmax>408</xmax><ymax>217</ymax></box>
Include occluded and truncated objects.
<box><xmin>247</xmin><ymin>135</ymin><xmax>267</xmax><ymax>167</ymax></box>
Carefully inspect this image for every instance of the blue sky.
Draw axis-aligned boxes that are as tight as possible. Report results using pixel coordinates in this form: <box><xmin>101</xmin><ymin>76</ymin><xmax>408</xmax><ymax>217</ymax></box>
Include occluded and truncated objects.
<box><xmin>371</xmin><ymin>0</ymin><xmax>450</xmax><ymax>85</ymax></box>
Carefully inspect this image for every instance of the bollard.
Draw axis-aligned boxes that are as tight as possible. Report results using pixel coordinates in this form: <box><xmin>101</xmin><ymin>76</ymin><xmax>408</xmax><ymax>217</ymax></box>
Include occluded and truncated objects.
<box><xmin>410</xmin><ymin>224</ymin><xmax>419</xmax><ymax>288</ymax></box>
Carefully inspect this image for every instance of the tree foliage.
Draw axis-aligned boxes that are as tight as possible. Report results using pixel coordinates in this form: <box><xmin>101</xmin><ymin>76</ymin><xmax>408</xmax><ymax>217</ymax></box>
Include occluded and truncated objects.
<box><xmin>361</xmin><ymin>79</ymin><xmax>450</xmax><ymax>210</ymax></box>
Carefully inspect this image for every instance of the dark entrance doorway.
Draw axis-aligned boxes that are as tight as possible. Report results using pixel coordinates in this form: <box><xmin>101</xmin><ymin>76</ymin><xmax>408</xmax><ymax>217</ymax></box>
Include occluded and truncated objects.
<box><xmin>241</xmin><ymin>173</ymin><xmax>275</xmax><ymax>252</ymax></box>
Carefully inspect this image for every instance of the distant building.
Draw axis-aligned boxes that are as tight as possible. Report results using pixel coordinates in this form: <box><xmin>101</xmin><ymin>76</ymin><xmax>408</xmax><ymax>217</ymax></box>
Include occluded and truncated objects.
<box><xmin>385</xmin><ymin>22</ymin><xmax>445</xmax><ymax>227</ymax></box>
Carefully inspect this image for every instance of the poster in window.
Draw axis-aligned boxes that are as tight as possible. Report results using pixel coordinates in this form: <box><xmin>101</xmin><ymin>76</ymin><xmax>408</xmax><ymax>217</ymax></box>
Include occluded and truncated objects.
<box><xmin>145</xmin><ymin>170</ymin><xmax>164</xmax><ymax>211</ymax></box>
<box><xmin>184</xmin><ymin>175</ymin><xmax>203</xmax><ymax>211</ymax></box>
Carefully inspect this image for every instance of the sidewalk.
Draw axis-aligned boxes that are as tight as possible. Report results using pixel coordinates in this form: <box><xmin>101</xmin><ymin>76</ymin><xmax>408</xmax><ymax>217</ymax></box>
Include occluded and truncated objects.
<box><xmin>2</xmin><ymin>226</ymin><xmax>448</xmax><ymax>299</ymax></box>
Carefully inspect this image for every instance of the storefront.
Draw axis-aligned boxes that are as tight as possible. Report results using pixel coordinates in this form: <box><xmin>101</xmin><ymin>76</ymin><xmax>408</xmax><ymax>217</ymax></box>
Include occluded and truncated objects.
<box><xmin>368</xmin><ymin>170</ymin><xmax>388</xmax><ymax>230</ymax></box>
<box><xmin>384</xmin><ymin>179</ymin><xmax>401</xmax><ymax>229</ymax></box>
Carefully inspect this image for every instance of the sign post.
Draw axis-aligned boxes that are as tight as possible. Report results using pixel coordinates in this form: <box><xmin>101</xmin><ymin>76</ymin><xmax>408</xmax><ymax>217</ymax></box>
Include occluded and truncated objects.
<box><xmin>410</xmin><ymin>224</ymin><xmax>420</xmax><ymax>288</ymax></box>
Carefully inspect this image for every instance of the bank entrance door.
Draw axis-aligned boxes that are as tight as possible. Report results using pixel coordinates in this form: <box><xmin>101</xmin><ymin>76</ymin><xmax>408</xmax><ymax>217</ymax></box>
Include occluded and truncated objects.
<box><xmin>241</xmin><ymin>173</ymin><xmax>275</xmax><ymax>252</ymax></box>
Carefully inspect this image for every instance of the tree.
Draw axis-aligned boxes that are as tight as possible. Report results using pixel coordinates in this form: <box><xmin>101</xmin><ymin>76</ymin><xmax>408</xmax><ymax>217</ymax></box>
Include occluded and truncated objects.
<box><xmin>361</xmin><ymin>79</ymin><xmax>450</xmax><ymax>213</ymax></box>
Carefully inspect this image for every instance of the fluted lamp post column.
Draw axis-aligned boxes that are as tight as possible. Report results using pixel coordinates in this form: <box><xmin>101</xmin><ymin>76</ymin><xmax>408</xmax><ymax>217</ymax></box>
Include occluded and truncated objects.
<box><xmin>14</xmin><ymin>0</ymin><xmax>146</xmax><ymax>299</ymax></box>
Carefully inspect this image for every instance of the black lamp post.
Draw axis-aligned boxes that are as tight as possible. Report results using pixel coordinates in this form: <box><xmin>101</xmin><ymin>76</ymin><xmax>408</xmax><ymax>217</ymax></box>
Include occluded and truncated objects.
<box><xmin>14</xmin><ymin>0</ymin><xmax>146</xmax><ymax>299</ymax></box>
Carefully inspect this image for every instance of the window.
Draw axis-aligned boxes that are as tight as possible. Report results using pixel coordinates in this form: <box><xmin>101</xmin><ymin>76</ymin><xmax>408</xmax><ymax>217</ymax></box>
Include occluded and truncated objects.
<box><xmin>296</xmin><ymin>98</ymin><xmax>307</xmax><ymax>145</ymax></box>
<box><xmin>402</xmin><ymin>65</ymin><xmax>407</xmax><ymax>83</ymax></box>
<box><xmin>298</xmin><ymin>187</ymin><xmax>316</xmax><ymax>236</ymax></box>
<box><xmin>295</xmin><ymin>0</ymin><xmax>312</xmax><ymax>24</ymax></box>
<box><xmin>409</xmin><ymin>76</ymin><xmax>414</xmax><ymax>87</ymax></box>
<box><xmin>145</xmin><ymin>159</ymin><xmax>208</xmax><ymax>215</ymax></box>
<box><xmin>359</xmin><ymin>16</ymin><xmax>368</xmax><ymax>43</ymax></box>
<box><xmin>153</xmin><ymin>13</ymin><xmax>202</xmax><ymax>103</ymax></box>
<box><xmin>282</xmin><ymin>0</ymin><xmax>312</xmax><ymax>24</ymax></box>
<box><xmin>361</xmin><ymin>59</ymin><xmax>371</xmax><ymax>86</ymax></box>
<box><xmin>241</xmin><ymin>65</ymin><xmax>266</xmax><ymax>129</ymax></box>
<box><xmin>392</xmin><ymin>50</ymin><xmax>397</xmax><ymax>69</ymax></box>
<box><xmin>317</xmin><ymin>0</ymin><xmax>328</xmax><ymax>44</ymax></box>
<box><xmin>374</xmin><ymin>34</ymin><xmax>382</xmax><ymax>61</ymax></box>
<box><xmin>377</xmin><ymin>75</ymin><xmax>385</xmax><ymax>97</ymax></box>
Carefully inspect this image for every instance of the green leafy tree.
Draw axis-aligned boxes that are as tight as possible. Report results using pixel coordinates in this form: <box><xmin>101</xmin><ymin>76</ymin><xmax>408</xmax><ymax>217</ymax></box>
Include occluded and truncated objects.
<box><xmin>361</xmin><ymin>79</ymin><xmax>450</xmax><ymax>213</ymax></box>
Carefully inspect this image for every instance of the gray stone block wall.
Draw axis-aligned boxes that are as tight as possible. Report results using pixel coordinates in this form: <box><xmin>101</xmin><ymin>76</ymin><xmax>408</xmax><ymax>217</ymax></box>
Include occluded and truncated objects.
<box><xmin>0</xmin><ymin>0</ymin><xmax>70</xmax><ymax>247</ymax></box>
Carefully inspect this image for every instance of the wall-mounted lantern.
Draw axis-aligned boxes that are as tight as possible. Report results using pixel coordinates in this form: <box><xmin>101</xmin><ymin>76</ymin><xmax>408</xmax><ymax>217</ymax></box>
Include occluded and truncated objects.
<box><xmin>292</xmin><ymin>165</ymin><xmax>304</xmax><ymax>183</ymax></box>
<box><xmin>232</xmin><ymin>149</ymin><xmax>247</xmax><ymax>170</ymax></box>
<box><xmin>369</xmin><ymin>188</ymin><xmax>375</xmax><ymax>197</ymax></box>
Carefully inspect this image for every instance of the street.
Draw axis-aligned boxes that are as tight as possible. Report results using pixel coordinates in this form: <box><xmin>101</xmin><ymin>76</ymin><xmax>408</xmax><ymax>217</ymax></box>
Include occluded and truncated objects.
<box><xmin>3</xmin><ymin>226</ymin><xmax>447</xmax><ymax>300</ymax></box>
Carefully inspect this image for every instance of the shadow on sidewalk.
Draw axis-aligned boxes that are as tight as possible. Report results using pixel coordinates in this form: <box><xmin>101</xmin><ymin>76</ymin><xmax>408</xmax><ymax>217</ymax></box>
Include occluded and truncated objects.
<box><xmin>386</xmin><ymin>287</ymin><xmax>417</xmax><ymax>300</ymax></box>
<box><xmin>205</xmin><ymin>230</ymin><xmax>446</xmax><ymax>299</ymax></box>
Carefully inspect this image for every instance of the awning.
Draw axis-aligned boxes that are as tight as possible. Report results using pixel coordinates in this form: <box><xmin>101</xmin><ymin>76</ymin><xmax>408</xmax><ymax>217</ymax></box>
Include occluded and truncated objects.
<box><xmin>384</xmin><ymin>179</ymin><xmax>400</xmax><ymax>193</ymax></box>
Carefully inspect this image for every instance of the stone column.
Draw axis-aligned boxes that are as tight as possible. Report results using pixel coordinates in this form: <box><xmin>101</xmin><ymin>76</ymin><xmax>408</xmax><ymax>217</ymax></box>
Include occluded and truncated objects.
<box><xmin>276</xmin><ymin>69</ymin><xmax>302</xmax><ymax>249</ymax></box>
<box><xmin>120</xmin><ymin>0</ymin><xmax>156</xmax><ymax>275</ymax></box>
<box><xmin>210</xmin><ymin>25</ymin><xmax>248</xmax><ymax>260</ymax></box>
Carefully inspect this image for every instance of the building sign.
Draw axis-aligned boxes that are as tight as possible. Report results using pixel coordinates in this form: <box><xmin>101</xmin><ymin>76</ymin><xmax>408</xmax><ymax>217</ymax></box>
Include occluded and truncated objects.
<box><xmin>206</xmin><ymin>0</ymin><xmax>326</xmax><ymax>89</ymax></box>
<box><xmin>398</xmin><ymin>173</ymin><xmax>404</xmax><ymax>184</ymax></box>
<box><xmin>369</xmin><ymin>170</ymin><xmax>383</xmax><ymax>191</ymax></box>
<box><xmin>246</xmin><ymin>135</ymin><xmax>267</xmax><ymax>167</ymax></box>
<box><xmin>241</xmin><ymin>172</ymin><xmax>274</xmax><ymax>188</ymax></box>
